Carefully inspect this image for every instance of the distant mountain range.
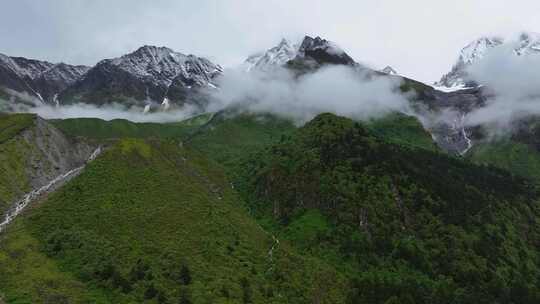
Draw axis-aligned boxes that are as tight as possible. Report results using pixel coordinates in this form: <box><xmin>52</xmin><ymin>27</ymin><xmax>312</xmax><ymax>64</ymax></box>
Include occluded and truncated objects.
<box><xmin>60</xmin><ymin>46</ymin><xmax>223</xmax><ymax>110</ymax></box>
<box><xmin>2</xmin><ymin>32</ymin><xmax>539</xmax><ymax>111</ymax></box>
<box><xmin>2</xmin><ymin>33</ymin><xmax>540</xmax><ymax>157</ymax></box>
<box><xmin>0</xmin><ymin>46</ymin><xmax>223</xmax><ymax>111</ymax></box>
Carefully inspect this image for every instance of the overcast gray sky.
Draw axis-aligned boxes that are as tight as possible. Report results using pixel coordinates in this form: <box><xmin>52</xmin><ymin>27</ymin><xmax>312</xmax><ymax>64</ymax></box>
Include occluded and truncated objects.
<box><xmin>1</xmin><ymin>0</ymin><xmax>539</xmax><ymax>83</ymax></box>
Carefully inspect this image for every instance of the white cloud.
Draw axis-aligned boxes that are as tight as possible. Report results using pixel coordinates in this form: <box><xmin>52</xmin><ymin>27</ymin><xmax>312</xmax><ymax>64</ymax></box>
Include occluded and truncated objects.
<box><xmin>207</xmin><ymin>66</ymin><xmax>409</xmax><ymax>123</ymax></box>
<box><xmin>27</xmin><ymin>103</ymin><xmax>197</xmax><ymax>123</ymax></box>
<box><xmin>465</xmin><ymin>45</ymin><xmax>540</xmax><ymax>134</ymax></box>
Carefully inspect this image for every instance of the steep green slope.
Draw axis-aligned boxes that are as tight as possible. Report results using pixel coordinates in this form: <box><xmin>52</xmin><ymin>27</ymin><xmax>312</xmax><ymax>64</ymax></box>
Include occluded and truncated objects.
<box><xmin>240</xmin><ymin>113</ymin><xmax>540</xmax><ymax>304</ymax></box>
<box><xmin>468</xmin><ymin>140</ymin><xmax>540</xmax><ymax>181</ymax></box>
<box><xmin>0</xmin><ymin>113</ymin><xmax>35</xmax><ymax>211</ymax></box>
<box><xmin>186</xmin><ymin>112</ymin><xmax>296</xmax><ymax>171</ymax></box>
<box><xmin>0</xmin><ymin>138</ymin><xmax>347</xmax><ymax>303</ymax></box>
<box><xmin>0</xmin><ymin>113</ymin><xmax>35</xmax><ymax>143</ymax></box>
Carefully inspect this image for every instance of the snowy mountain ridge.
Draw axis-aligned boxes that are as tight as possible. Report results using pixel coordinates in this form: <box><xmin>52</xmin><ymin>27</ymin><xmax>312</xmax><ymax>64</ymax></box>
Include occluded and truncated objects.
<box><xmin>244</xmin><ymin>35</ymin><xmax>356</xmax><ymax>71</ymax></box>
<box><xmin>0</xmin><ymin>54</ymin><xmax>54</xmax><ymax>80</ymax></box>
<box><xmin>436</xmin><ymin>32</ymin><xmax>540</xmax><ymax>89</ymax></box>
<box><xmin>57</xmin><ymin>45</ymin><xmax>223</xmax><ymax>109</ymax></box>
<box><xmin>244</xmin><ymin>39</ymin><xmax>299</xmax><ymax>71</ymax></box>
<box><xmin>106</xmin><ymin>45</ymin><xmax>222</xmax><ymax>88</ymax></box>
<box><xmin>0</xmin><ymin>53</ymin><xmax>90</xmax><ymax>104</ymax></box>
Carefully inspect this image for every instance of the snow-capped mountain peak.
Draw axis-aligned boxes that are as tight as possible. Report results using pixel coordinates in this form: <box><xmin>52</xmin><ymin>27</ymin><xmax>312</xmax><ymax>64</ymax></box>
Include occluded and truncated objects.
<box><xmin>459</xmin><ymin>36</ymin><xmax>504</xmax><ymax>66</ymax></box>
<box><xmin>436</xmin><ymin>32</ymin><xmax>540</xmax><ymax>90</ymax></box>
<box><xmin>106</xmin><ymin>45</ymin><xmax>222</xmax><ymax>87</ymax></box>
<box><xmin>295</xmin><ymin>35</ymin><xmax>356</xmax><ymax>66</ymax></box>
<box><xmin>244</xmin><ymin>35</ymin><xmax>356</xmax><ymax>71</ymax></box>
<box><xmin>57</xmin><ymin>45</ymin><xmax>223</xmax><ymax>108</ymax></box>
<box><xmin>434</xmin><ymin>36</ymin><xmax>503</xmax><ymax>90</ymax></box>
<box><xmin>244</xmin><ymin>38</ymin><xmax>299</xmax><ymax>71</ymax></box>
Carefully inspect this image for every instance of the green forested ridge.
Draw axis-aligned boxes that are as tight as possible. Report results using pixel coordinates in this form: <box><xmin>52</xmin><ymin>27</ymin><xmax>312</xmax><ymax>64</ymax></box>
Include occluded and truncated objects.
<box><xmin>229</xmin><ymin>113</ymin><xmax>540</xmax><ymax>303</ymax></box>
<box><xmin>0</xmin><ymin>138</ymin><xmax>347</xmax><ymax>303</ymax></box>
<box><xmin>1</xmin><ymin>111</ymin><xmax>539</xmax><ymax>304</ymax></box>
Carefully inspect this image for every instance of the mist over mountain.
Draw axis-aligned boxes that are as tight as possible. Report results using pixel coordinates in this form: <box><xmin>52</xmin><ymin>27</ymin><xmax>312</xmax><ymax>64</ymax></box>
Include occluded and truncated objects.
<box><xmin>436</xmin><ymin>32</ymin><xmax>540</xmax><ymax>90</ymax></box>
<box><xmin>3</xmin><ymin>32</ymin><xmax>540</xmax><ymax>156</ymax></box>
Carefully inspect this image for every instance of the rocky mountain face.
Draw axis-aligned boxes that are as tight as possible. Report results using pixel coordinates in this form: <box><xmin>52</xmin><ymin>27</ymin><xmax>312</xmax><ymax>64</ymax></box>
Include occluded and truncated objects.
<box><xmin>426</xmin><ymin>88</ymin><xmax>486</xmax><ymax>155</ymax></box>
<box><xmin>436</xmin><ymin>32</ymin><xmax>540</xmax><ymax>89</ymax></box>
<box><xmin>33</xmin><ymin>63</ymin><xmax>91</xmax><ymax>105</ymax></box>
<box><xmin>0</xmin><ymin>113</ymin><xmax>96</xmax><ymax>217</ymax></box>
<box><xmin>59</xmin><ymin>46</ymin><xmax>222</xmax><ymax>110</ymax></box>
<box><xmin>0</xmin><ymin>53</ymin><xmax>89</xmax><ymax>106</ymax></box>
<box><xmin>295</xmin><ymin>35</ymin><xmax>356</xmax><ymax>66</ymax></box>
<box><xmin>0</xmin><ymin>46</ymin><xmax>222</xmax><ymax>111</ymax></box>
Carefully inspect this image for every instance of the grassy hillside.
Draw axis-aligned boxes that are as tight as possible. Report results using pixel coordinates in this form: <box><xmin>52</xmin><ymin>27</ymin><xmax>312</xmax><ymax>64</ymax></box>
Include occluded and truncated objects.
<box><xmin>0</xmin><ymin>138</ymin><xmax>347</xmax><ymax>303</ymax></box>
<box><xmin>238</xmin><ymin>113</ymin><xmax>540</xmax><ymax>304</ymax></box>
<box><xmin>0</xmin><ymin>113</ymin><xmax>35</xmax><ymax>143</ymax></box>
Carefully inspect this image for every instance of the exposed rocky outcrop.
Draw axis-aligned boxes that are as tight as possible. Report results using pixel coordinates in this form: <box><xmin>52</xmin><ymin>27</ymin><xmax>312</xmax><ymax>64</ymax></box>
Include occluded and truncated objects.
<box><xmin>0</xmin><ymin>114</ymin><xmax>96</xmax><ymax>217</ymax></box>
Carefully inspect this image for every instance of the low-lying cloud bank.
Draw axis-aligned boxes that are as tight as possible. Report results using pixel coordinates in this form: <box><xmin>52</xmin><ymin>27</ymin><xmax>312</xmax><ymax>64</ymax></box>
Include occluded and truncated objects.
<box><xmin>28</xmin><ymin>103</ymin><xmax>198</xmax><ymax>123</ymax></box>
<box><xmin>207</xmin><ymin>65</ymin><xmax>410</xmax><ymax>124</ymax></box>
<box><xmin>465</xmin><ymin>45</ymin><xmax>540</xmax><ymax>134</ymax></box>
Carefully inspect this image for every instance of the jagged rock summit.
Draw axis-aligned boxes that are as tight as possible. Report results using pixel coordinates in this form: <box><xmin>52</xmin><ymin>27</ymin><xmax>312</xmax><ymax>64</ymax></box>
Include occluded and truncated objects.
<box><xmin>244</xmin><ymin>35</ymin><xmax>357</xmax><ymax>71</ymax></box>
<box><xmin>59</xmin><ymin>45</ymin><xmax>223</xmax><ymax>109</ymax></box>
<box><xmin>296</xmin><ymin>36</ymin><xmax>356</xmax><ymax>66</ymax></box>
<box><xmin>244</xmin><ymin>38</ymin><xmax>299</xmax><ymax>71</ymax></box>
